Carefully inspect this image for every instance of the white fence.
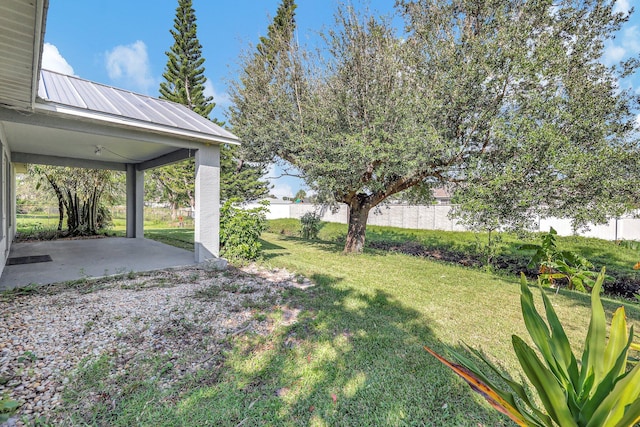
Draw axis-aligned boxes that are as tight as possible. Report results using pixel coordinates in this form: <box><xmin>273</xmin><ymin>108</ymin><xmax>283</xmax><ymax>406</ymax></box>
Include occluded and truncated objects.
<box><xmin>250</xmin><ymin>202</ymin><xmax>640</xmax><ymax>241</ymax></box>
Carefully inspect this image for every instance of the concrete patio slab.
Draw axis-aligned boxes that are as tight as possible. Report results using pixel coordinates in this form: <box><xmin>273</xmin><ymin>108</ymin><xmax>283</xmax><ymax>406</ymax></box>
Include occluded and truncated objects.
<box><xmin>0</xmin><ymin>238</ymin><xmax>196</xmax><ymax>290</ymax></box>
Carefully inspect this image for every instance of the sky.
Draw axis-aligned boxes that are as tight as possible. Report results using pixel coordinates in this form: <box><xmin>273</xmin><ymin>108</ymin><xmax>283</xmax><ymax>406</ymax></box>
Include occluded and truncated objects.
<box><xmin>42</xmin><ymin>0</ymin><xmax>640</xmax><ymax>199</ymax></box>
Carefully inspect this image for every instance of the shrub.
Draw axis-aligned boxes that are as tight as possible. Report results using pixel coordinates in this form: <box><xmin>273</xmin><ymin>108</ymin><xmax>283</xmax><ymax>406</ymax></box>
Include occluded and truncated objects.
<box><xmin>219</xmin><ymin>199</ymin><xmax>269</xmax><ymax>260</ymax></box>
<box><xmin>426</xmin><ymin>270</ymin><xmax>640</xmax><ymax>426</ymax></box>
<box><xmin>519</xmin><ymin>227</ymin><xmax>599</xmax><ymax>292</ymax></box>
<box><xmin>300</xmin><ymin>211</ymin><xmax>322</xmax><ymax>240</ymax></box>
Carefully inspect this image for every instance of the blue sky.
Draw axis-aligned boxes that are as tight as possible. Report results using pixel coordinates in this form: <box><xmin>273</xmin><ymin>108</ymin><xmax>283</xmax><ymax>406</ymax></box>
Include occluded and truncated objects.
<box><xmin>42</xmin><ymin>0</ymin><xmax>640</xmax><ymax>199</ymax></box>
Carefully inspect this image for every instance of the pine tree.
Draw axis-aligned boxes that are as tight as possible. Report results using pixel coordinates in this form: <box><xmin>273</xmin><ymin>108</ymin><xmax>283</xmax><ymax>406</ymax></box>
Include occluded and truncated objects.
<box><xmin>153</xmin><ymin>0</ymin><xmax>269</xmax><ymax>213</ymax></box>
<box><xmin>159</xmin><ymin>0</ymin><xmax>214</xmax><ymax>119</ymax></box>
<box><xmin>257</xmin><ymin>0</ymin><xmax>297</xmax><ymax>66</ymax></box>
<box><xmin>220</xmin><ymin>145</ymin><xmax>271</xmax><ymax>201</ymax></box>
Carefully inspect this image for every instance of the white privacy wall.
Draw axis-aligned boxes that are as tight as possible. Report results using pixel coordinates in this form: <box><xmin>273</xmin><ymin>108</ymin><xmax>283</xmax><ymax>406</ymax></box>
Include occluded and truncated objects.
<box><xmin>248</xmin><ymin>202</ymin><xmax>640</xmax><ymax>241</ymax></box>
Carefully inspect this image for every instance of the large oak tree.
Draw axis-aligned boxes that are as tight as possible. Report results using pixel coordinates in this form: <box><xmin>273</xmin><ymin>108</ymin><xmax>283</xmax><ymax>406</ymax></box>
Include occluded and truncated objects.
<box><xmin>230</xmin><ymin>0</ymin><xmax>640</xmax><ymax>253</ymax></box>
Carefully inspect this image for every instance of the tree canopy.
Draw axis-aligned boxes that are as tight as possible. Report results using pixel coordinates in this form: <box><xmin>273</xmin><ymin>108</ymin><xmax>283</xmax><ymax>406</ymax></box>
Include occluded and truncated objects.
<box><xmin>229</xmin><ymin>0</ymin><xmax>640</xmax><ymax>253</ymax></box>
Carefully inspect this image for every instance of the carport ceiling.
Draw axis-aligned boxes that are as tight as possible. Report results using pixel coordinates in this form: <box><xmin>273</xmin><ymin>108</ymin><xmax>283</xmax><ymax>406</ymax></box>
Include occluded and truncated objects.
<box><xmin>3</xmin><ymin>121</ymin><xmax>180</xmax><ymax>164</ymax></box>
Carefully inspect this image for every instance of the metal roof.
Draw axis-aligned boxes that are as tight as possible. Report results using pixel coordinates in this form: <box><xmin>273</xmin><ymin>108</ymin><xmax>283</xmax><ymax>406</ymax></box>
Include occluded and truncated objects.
<box><xmin>0</xmin><ymin>0</ymin><xmax>47</xmax><ymax>110</ymax></box>
<box><xmin>37</xmin><ymin>69</ymin><xmax>238</xmax><ymax>143</ymax></box>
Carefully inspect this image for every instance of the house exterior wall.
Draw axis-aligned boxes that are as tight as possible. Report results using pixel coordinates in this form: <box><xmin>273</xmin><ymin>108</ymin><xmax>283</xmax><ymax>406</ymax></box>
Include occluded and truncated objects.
<box><xmin>0</xmin><ymin>124</ymin><xmax>15</xmax><ymax>274</ymax></box>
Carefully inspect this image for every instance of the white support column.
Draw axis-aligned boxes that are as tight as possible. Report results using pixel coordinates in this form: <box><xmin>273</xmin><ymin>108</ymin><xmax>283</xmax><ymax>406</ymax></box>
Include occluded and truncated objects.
<box><xmin>126</xmin><ymin>164</ymin><xmax>145</xmax><ymax>238</ymax></box>
<box><xmin>194</xmin><ymin>145</ymin><xmax>220</xmax><ymax>262</ymax></box>
<box><xmin>136</xmin><ymin>167</ymin><xmax>144</xmax><ymax>238</ymax></box>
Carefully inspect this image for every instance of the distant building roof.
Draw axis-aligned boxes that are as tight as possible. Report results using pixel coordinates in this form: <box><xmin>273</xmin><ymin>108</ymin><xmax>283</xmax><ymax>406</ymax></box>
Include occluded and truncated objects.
<box><xmin>37</xmin><ymin>69</ymin><xmax>238</xmax><ymax>144</ymax></box>
<box><xmin>433</xmin><ymin>187</ymin><xmax>451</xmax><ymax>199</ymax></box>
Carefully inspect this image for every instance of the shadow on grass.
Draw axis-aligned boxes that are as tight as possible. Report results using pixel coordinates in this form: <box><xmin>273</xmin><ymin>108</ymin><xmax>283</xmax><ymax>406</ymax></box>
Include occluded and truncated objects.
<box><xmin>259</xmin><ymin>239</ymin><xmax>291</xmax><ymax>260</ymax></box>
<box><xmin>145</xmin><ymin>228</ymin><xmax>194</xmax><ymax>251</ymax></box>
<box><xmin>61</xmin><ymin>269</ymin><xmax>513</xmax><ymax>426</ymax></box>
<box><xmin>265</xmin><ymin>234</ymin><xmax>346</xmax><ymax>255</ymax></box>
<box><xmin>263</xmin><ymin>233</ymin><xmax>436</xmax><ymax>259</ymax></box>
<box><xmin>171</xmin><ymin>274</ymin><xmax>512</xmax><ymax>426</ymax></box>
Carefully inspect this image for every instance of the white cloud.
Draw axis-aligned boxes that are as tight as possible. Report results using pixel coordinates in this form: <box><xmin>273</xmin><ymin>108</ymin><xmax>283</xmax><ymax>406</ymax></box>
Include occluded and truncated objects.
<box><xmin>613</xmin><ymin>0</ymin><xmax>631</xmax><ymax>14</ymax></box>
<box><xmin>622</xmin><ymin>26</ymin><xmax>640</xmax><ymax>54</ymax></box>
<box><xmin>42</xmin><ymin>43</ymin><xmax>74</xmax><ymax>75</ymax></box>
<box><xmin>105</xmin><ymin>41</ymin><xmax>155</xmax><ymax>94</ymax></box>
<box><xmin>603</xmin><ymin>43</ymin><xmax>627</xmax><ymax>65</ymax></box>
<box><xmin>603</xmin><ymin>25</ymin><xmax>640</xmax><ymax>65</ymax></box>
<box><xmin>270</xmin><ymin>183</ymin><xmax>294</xmax><ymax>199</ymax></box>
<box><xmin>203</xmin><ymin>80</ymin><xmax>231</xmax><ymax>107</ymax></box>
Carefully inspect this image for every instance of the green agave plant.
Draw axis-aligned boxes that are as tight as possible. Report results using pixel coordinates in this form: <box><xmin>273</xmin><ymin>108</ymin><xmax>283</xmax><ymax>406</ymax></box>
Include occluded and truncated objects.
<box><xmin>425</xmin><ymin>269</ymin><xmax>640</xmax><ymax>426</ymax></box>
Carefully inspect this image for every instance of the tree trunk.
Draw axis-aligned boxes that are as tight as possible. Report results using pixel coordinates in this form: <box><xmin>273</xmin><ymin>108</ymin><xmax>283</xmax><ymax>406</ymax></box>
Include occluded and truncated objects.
<box><xmin>170</xmin><ymin>201</ymin><xmax>179</xmax><ymax>221</ymax></box>
<box><xmin>44</xmin><ymin>175</ymin><xmax>65</xmax><ymax>231</ymax></box>
<box><xmin>53</xmin><ymin>184</ymin><xmax>64</xmax><ymax>231</ymax></box>
<box><xmin>344</xmin><ymin>201</ymin><xmax>371</xmax><ymax>254</ymax></box>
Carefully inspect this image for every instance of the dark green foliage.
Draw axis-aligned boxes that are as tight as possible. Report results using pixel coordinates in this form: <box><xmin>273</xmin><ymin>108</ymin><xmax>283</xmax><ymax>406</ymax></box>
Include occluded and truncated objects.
<box><xmin>154</xmin><ymin>0</ymin><xmax>212</xmax><ymax>215</ymax></box>
<box><xmin>256</xmin><ymin>0</ymin><xmax>297</xmax><ymax>66</ymax></box>
<box><xmin>220</xmin><ymin>144</ymin><xmax>270</xmax><ymax>202</ymax></box>
<box><xmin>299</xmin><ymin>211</ymin><xmax>322</xmax><ymax>240</ymax></box>
<box><xmin>159</xmin><ymin>0</ymin><xmax>214</xmax><ymax>118</ymax></box>
<box><xmin>219</xmin><ymin>199</ymin><xmax>269</xmax><ymax>260</ymax></box>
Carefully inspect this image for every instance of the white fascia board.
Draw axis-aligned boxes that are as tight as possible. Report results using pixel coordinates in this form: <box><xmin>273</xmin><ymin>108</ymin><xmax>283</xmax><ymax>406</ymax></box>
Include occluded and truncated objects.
<box><xmin>31</xmin><ymin>0</ymin><xmax>48</xmax><ymax>109</ymax></box>
<box><xmin>34</xmin><ymin>101</ymin><xmax>241</xmax><ymax>146</ymax></box>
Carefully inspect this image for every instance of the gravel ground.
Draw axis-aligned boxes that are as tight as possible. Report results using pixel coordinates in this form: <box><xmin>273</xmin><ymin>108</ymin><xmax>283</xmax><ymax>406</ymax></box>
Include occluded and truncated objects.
<box><xmin>0</xmin><ymin>264</ymin><xmax>312</xmax><ymax>426</ymax></box>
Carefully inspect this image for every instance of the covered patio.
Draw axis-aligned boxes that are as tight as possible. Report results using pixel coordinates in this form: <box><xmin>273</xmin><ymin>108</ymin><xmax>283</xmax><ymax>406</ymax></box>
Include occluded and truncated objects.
<box><xmin>0</xmin><ymin>0</ymin><xmax>239</xmax><ymax>283</ymax></box>
<box><xmin>0</xmin><ymin>237</ymin><xmax>196</xmax><ymax>290</ymax></box>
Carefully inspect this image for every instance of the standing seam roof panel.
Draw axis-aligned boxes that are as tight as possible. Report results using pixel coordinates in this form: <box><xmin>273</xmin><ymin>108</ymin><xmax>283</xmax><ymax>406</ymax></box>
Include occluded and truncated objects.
<box><xmin>113</xmin><ymin>90</ymin><xmax>155</xmax><ymax>122</ymax></box>
<box><xmin>133</xmin><ymin>96</ymin><xmax>183</xmax><ymax>128</ymax></box>
<box><xmin>37</xmin><ymin>70</ymin><xmax>239</xmax><ymax>141</ymax></box>
<box><xmin>96</xmin><ymin>86</ymin><xmax>152</xmax><ymax>122</ymax></box>
<box><xmin>41</xmin><ymin>72</ymin><xmax>87</xmax><ymax>108</ymax></box>
<box><xmin>149</xmin><ymin>98</ymin><xmax>210</xmax><ymax>133</ymax></box>
<box><xmin>139</xmin><ymin>97</ymin><xmax>194</xmax><ymax>130</ymax></box>
<box><xmin>69</xmin><ymin>78</ymin><xmax>120</xmax><ymax>115</ymax></box>
<box><xmin>166</xmin><ymin>102</ymin><xmax>237</xmax><ymax>139</ymax></box>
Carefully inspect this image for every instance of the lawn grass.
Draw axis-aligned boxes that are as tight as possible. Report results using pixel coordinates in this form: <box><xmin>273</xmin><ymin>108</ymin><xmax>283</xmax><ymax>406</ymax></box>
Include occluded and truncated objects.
<box><xmin>55</xmin><ymin>226</ymin><xmax>640</xmax><ymax>426</ymax></box>
<box><xmin>269</xmin><ymin>218</ymin><xmax>640</xmax><ymax>296</ymax></box>
<box><xmin>143</xmin><ymin>228</ymin><xmax>195</xmax><ymax>251</ymax></box>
